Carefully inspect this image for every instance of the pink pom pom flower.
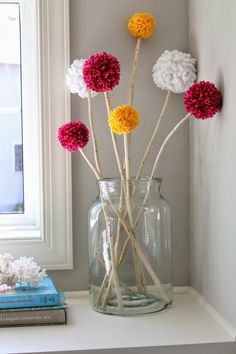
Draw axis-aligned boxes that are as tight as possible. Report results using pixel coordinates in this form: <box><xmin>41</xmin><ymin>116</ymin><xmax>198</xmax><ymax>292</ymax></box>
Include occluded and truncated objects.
<box><xmin>58</xmin><ymin>121</ymin><xmax>89</xmax><ymax>151</ymax></box>
<box><xmin>184</xmin><ymin>81</ymin><xmax>222</xmax><ymax>119</ymax></box>
<box><xmin>83</xmin><ymin>52</ymin><xmax>120</xmax><ymax>93</ymax></box>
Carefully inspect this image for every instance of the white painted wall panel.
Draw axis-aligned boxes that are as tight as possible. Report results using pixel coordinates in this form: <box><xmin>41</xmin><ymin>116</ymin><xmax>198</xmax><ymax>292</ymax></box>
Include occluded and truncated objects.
<box><xmin>189</xmin><ymin>0</ymin><xmax>236</xmax><ymax>328</ymax></box>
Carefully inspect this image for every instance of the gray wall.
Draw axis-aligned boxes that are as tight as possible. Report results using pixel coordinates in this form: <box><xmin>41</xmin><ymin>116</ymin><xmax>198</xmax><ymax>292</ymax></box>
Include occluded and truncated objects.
<box><xmin>189</xmin><ymin>0</ymin><xmax>236</xmax><ymax>327</ymax></box>
<box><xmin>49</xmin><ymin>0</ymin><xmax>189</xmax><ymax>290</ymax></box>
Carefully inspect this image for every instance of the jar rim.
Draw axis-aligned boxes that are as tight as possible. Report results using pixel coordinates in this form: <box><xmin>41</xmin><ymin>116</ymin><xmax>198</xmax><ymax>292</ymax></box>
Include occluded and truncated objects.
<box><xmin>97</xmin><ymin>177</ymin><xmax>162</xmax><ymax>186</ymax></box>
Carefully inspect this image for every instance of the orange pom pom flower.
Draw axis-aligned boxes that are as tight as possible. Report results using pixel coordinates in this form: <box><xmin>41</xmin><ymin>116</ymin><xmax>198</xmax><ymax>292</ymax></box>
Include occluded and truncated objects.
<box><xmin>108</xmin><ymin>105</ymin><xmax>139</xmax><ymax>134</ymax></box>
<box><xmin>128</xmin><ymin>13</ymin><xmax>155</xmax><ymax>39</ymax></box>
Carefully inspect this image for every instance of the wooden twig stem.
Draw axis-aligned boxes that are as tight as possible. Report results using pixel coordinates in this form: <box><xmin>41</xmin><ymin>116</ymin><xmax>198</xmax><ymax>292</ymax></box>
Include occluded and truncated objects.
<box><xmin>87</xmin><ymin>90</ymin><xmax>102</xmax><ymax>177</ymax></box>
<box><xmin>124</xmin><ymin>135</ymin><xmax>130</xmax><ymax>180</ymax></box>
<box><xmin>124</xmin><ymin>135</ymin><xmax>143</xmax><ymax>290</ymax></box>
<box><xmin>150</xmin><ymin>113</ymin><xmax>191</xmax><ymax>179</ymax></box>
<box><xmin>79</xmin><ymin>150</ymin><xmax>101</xmax><ymax>179</ymax></box>
<box><xmin>96</xmin><ymin>273</ymin><xmax>109</xmax><ymax>307</ymax></box>
<box><xmin>104</xmin><ymin>92</ymin><xmax>125</xmax><ymax>180</ymax></box>
<box><xmin>114</xmin><ymin>184</ymin><xmax>125</xmax><ymax>260</ymax></box>
<box><xmin>100</xmin><ymin>205</ymin><xmax>123</xmax><ymax>312</ymax></box>
<box><xmin>101</xmin><ymin>274</ymin><xmax>113</xmax><ymax>310</ymax></box>
<box><xmin>126</xmin><ymin>37</ymin><xmax>142</xmax><ymax>169</ymax></box>
<box><xmin>124</xmin><ymin>63</ymin><xmax>146</xmax><ymax>290</ymax></box>
<box><xmin>129</xmin><ymin>37</ymin><xmax>141</xmax><ymax>106</ymax></box>
<box><xmin>118</xmin><ymin>236</ymin><xmax>130</xmax><ymax>265</ymax></box>
<box><xmin>100</xmin><ymin>184</ymin><xmax>126</xmax><ymax>310</ymax></box>
<box><xmin>109</xmin><ymin>203</ymin><xmax>170</xmax><ymax>302</ymax></box>
<box><xmin>107</xmin><ymin>220</ymin><xmax>124</xmax><ymax>313</ymax></box>
<box><xmin>136</xmin><ymin>90</ymin><xmax>171</xmax><ymax>180</ymax></box>
<box><xmin>124</xmin><ymin>135</ymin><xmax>133</xmax><ymax>222</ymax></box>
<box><xmin>135</xmin><ymin>113</ymin><xmax>191</xmax><ymax>227</ymax></box>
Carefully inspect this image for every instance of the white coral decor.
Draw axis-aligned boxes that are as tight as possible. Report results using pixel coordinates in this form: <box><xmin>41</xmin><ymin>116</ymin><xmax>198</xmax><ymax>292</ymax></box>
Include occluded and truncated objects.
<box><xmin>0</xmin><ymin>253</ymin><xmax>47</xmax><ymax>287</ymax></box>
<box><xmin>66</xmin><ymin>59</ymin><xmax>98</xmax><ymax>99</ymax></box>
<box><xmin>13</xmin><ymin>257</ymin><xmax>47</xmax><ymax>287</ymax></box>
<box><xmin>0</xmin><ymin>253</ymin><xmax>17</xmax><ymax>287</ymax></box>
<box><xmin>152</xmin><ymin>50</ymin><xmax>197</xmax><ymax>94</ymax></box>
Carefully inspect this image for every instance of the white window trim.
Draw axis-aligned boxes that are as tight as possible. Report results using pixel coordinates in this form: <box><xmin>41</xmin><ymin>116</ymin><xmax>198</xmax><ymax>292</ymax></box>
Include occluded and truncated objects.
<box><xmin>0</xmin><ymin>0</ymin><xmax>73</xmax><ymax>270</ymax></box>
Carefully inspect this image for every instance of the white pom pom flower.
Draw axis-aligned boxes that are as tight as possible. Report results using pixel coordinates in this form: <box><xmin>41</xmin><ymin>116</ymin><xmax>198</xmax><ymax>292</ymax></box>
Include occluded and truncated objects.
<box><xmin>66</xmin><ymin>59</ymin><xmax>98</xmax><ymax>99</ymax></box>
<box><xmin>152</xmin><ymin>50</ymin><xmax>197</xmax><ymax>94</ymax></box>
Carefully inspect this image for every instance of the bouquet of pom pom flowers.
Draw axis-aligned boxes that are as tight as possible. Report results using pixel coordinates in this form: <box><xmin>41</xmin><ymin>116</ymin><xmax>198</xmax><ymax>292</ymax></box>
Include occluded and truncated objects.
<box><xmin>58</xmin><ymin>13</ymin><xmax>222</xmax><ymax>315</ymax></box>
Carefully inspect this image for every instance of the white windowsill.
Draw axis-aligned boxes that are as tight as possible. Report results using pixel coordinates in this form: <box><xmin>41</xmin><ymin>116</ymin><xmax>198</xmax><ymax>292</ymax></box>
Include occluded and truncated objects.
<box><xmin>0</xmin><ymin>287</ymin><xmax>235</xmax><ymax>354</ymax></box>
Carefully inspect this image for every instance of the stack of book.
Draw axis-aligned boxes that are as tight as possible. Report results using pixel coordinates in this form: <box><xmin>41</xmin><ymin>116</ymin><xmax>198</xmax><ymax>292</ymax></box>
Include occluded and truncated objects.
<box><xmin>0</xmin><ymin>277</ymin><xmax>67</xmax><ymax>327</ymax></box>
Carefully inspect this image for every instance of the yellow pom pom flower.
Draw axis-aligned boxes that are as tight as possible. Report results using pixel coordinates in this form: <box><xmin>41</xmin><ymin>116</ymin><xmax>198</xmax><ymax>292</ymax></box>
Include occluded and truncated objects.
<box><xmin>108</xmin><ymin>105</ymin><xmax>139</xmax><ymax>135</ymax></box>
<box><xmin>128</xmin><ymin>13</ymin><xmax>155</xmax><ymax>39</ymax></box>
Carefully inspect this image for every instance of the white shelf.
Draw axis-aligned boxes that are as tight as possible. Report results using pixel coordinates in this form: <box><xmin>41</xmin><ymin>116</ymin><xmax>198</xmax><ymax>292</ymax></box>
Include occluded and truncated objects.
<box><xmin>0</xmin><ymin>288</ymin><xmax>235</xmax><ymax>354</ymax></box>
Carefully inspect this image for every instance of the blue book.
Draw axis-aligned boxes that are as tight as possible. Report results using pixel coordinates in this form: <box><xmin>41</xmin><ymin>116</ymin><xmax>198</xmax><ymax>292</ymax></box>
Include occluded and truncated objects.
<box><xmin>0</xmin><ymin>277</ymin><xmax>64</xmax><ymax>309</ymax></box>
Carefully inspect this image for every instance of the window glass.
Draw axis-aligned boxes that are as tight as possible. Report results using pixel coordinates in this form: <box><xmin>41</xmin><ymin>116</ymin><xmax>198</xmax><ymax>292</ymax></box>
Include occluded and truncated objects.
<box><xmin>0</xmin><ymin>3</ymin><xmax>24</xmax><ymax>214</ymax></box>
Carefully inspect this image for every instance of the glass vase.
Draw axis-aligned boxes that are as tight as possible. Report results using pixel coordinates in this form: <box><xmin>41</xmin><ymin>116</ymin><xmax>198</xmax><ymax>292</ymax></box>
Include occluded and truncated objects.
<box><xmin>88</xmin><ymin>178</ymin><xmax>172</xmax><ymax>315</ymax></box>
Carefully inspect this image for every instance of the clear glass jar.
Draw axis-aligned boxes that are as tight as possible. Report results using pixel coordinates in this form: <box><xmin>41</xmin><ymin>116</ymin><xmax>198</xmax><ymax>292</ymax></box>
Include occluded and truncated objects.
<box><xmin>88</xmin><ymin>178</ymin><xmax>172</xmax><ymax>315</ymax></box>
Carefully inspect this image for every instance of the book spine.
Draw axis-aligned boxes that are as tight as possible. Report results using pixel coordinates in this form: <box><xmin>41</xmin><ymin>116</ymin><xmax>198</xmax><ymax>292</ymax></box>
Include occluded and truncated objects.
<box><xmin>0</xmin><ymin>308</ymin><xmax>67</xmax><ymax>327</ymax></box>
<box><xmin>0</xmin><ymin>294</ymin><xmax>62</xmax><ymax>309</ymax></box>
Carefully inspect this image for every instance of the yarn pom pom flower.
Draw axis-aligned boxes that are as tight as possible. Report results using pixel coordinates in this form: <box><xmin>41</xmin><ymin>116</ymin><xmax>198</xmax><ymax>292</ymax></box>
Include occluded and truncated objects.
<box><xmin>66</xmin><ymin>59</ymin><xmax>98</xmax><ymax>99</ymax></box>
<box><xmin>58</xmin><ymin>121</ymin><xmax>89</xmax><ymax>151</ymax></box>
<box><xmin>108</xmin><ymin>105</ymin><xmax>139</xmax><ymax>134</ymax></box>
<box><xmin>152</xmin><ymin>50</ymin><xmax>197</xmax><ymax>94</ymax></box>
<box><xmin>83</xmin><ymin>52</ymin><xmax>120</xmax><ymax>93</ymax></box>
<box><xmin>128</xmin><ymin>13</ymin><xmax>155</xmax><ymax>39</ymax></box>
<box><xmin>184</xmin><ymin>81</ymin><xmax>223</xmax><ymax>119</ymax></box>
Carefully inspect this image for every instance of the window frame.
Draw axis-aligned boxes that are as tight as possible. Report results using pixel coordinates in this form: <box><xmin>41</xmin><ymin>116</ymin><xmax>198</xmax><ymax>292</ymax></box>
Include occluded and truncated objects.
<box><xmin>0</xmin><ymin>0</ymin><xmax>73</xmax><ymax>270</ymax></box>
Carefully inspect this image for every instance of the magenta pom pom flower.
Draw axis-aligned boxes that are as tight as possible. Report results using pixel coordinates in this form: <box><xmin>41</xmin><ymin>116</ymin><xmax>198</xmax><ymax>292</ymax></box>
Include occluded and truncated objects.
<box><xmin>58</xmin><ymin>121</ymin><xmax>89</xmax><ymax>152</ymax></box>
<box><xmin>83</xmin><ymin>52</ymin><xmax>120</xmax><ymax>92</ymax></box>
<box><xmin>184</xmin><ymin>81</ymin><xmax>222</xmax><ymax>119</ymax></box>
